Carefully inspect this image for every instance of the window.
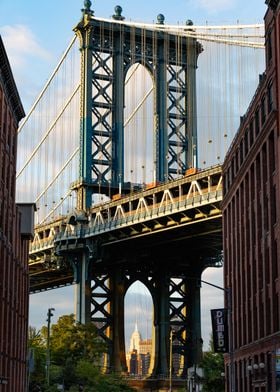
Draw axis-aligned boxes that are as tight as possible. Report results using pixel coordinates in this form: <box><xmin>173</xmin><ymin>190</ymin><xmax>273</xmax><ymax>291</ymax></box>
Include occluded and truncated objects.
<box><xmin>255</xmin><ymin>108</ymin><xmax>260</xmax><ymax>135</ymax></box>
<box><xmin>240</xmin><ymin>139</ymin><xmax>244</xmax><ymax>164</ymax></box>
<box><xmin>249</xmin><ymin>120</ymin><xmax>254</xmax><ymax>146</ymax></box>
<box><xmin>268</xmin><ymin>83</ymin><xmax>273</xmax><ymax>112</ymax></box>
<box><xmin>261</xmin><ymin>97</ymin><xmax>266</xmax><ymax>124</ymax></box>
<box><xmin>244</xmin><ymin>129</ymin><xmax>248</xmax><ymax>155</ymax></box>
<box><xmin>269</xmin><ymin>130</ymin><xmax>276</xmax><ymax>173</ymax></box>
<box><xmin>267</xmin><ymin>30</ymin><xmax>272</xmax><ymax>62</ymax></box>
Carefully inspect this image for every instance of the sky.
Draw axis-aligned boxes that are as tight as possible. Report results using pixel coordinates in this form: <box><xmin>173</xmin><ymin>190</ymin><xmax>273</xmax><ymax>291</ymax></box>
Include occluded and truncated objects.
<box><xmin>0</xmin><ymin>0</ymin><xmax>267</xmax><ymax>113</ymax></box>
<box><xmin>0</xmin><ymin>0</ymin><xmax>267</xmax><ymax>351</ymax></box>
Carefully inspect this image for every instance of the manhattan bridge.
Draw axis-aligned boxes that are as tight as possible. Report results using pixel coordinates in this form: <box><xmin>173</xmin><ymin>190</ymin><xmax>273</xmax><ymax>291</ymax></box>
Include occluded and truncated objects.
<box><xmin>16</xmin><ymin>1</ymin><xmax>265</xmax><ymax>388</ymax></box>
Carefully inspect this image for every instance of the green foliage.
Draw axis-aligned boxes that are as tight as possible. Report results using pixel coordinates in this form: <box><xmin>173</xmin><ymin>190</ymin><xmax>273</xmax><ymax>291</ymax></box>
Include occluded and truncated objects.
<box><xmin>28</xmin><ymin>314</ymin><xmax>134</xmax><ymax>392</ymax></box>
<box><xmin>28</xmin><ymin>326</ymin><xmax>47</xmax><ymax>389</ymax></box>
<box><xmin>50</xmin><ymin>314</ymin><xmax>105</xmax><ymax>365</ymax></box>
<box><xmin>200</xmin><ymin>338</ymin><xmax>225</xmax><ymax>392</ymax></box>
<box><xmin>73</xmin><ymin>359</ymin><xmax>134</xmax><ymax>391</ymax></box>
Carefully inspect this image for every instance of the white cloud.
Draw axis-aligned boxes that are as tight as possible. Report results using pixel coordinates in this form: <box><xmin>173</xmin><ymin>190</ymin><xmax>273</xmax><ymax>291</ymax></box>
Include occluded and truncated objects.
<box><xmin>188</xmin><ymin>0</ymin><xmax>235</xmax><ymax>14</ymax></box>
<box><xmin>0</xmin><ymin>24</ymin><xmax>54</xmax><ymax>111</ymax></box>
<box><xmin>0</xmin><ymin>24</ymin><xmax>51</xmax><ymax>70</ymax></box>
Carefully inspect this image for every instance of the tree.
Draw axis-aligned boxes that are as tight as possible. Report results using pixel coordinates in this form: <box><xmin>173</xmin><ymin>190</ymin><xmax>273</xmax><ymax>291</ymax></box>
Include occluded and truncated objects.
<box><xmin>47</xmin><ymin>314</ymin><xmax>104</xmax><ymax>365</ymax></box>
<box><xmin>46</xmin><ymin>314</ymin><xmax>105</xmax><ymax>390</ymax></box>
<box><xmin>200</xmin><ymin>337</ymin><xmax>225</xmax><ymax>392</ymax></box>
<box><xmin>28</xmin><ymin>326</ymin><xmax>46</xmax><ymax>390</ymax></box>
<box><xmin>29</xmin><ymin>314</ymin><xmax>135</xmax><ymax>391</ymax></box>
<box><xmin>74</xmin><ymin>359</ymin><xmax>134</xmax><ymax>391</ymax></box>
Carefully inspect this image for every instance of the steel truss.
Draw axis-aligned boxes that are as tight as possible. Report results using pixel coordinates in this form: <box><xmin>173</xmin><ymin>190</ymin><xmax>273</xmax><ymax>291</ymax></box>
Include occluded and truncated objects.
<box><xmin>73</xmin><ymin>6</ymin><xmax>200</xmax><ymax>209</ymax></box>
<box><xmin>28</xmin><ymin>166</ymin><xmax>223</xmax><ymax>375</ymax></box>
<box><xmin>28</xmin><ymin>3</ymin><xmax>219</xmax><ymax>377</ymax></box>
<box><xmin>77</xmin><ymin>262</ymin><xmax>206</xmax><ymax>375</ymax></box>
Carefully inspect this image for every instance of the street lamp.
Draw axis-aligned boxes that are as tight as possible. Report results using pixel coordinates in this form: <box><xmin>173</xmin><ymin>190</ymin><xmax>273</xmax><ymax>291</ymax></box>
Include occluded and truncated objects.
<box><xmin>0</xmin><ymin>377</ymin><xmax>8</xmax><ymax>385</ymax></box>
<box><xmin>130</xmin><ymin>170</ymin><xmax>133</xmax><ymax>193</ymax></box>
<box><xmin>247</xmin><ymin>361</ymin><xmax>266</xmax><ymax>387</ymax></box>
<box><xmin>169</xmin><ymin>328</ymin><xmax>173</xmax><ymax>392</ymax></box>
<box><xmin>118</xmin><ymin>173</ymin><xmax>122</xmax><ymax>194</ymax></box>
<box><xmin>46</xmin><ymin>307</ymin><xmax>55</xmax><ymax>386</ymax></box>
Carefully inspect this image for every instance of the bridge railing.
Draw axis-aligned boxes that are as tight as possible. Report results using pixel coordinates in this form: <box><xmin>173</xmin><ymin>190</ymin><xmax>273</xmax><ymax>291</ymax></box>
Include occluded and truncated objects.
<box><xmin>29</xmin><ymin>166</ymin><xmax>222</xmax><ymax>253</ymax></box>
<box><xmin>82</xmin><ymin>190</ymin><xmax>222</xmax><ymax>235</ymax></box>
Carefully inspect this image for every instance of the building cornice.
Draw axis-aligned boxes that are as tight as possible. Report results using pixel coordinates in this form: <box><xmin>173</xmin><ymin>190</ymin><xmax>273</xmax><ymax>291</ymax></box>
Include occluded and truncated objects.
<box><xmin>265</xmin><ymin>0</ymin><xmax>280</xmax><ymax>12</ymax></box>
<box><xmin>0</xmin><ymin>35</ymin><xmax>25</xmax><ymax>123</ymax></box>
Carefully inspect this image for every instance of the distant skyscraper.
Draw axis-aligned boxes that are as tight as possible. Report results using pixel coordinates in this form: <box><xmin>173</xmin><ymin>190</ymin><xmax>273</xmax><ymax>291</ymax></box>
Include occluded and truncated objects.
<box><xmin>129</xmin><ymin>323</ymin><xmax>142</xmax><ymax>352</ymax></box>
<box><xmin>126</xmin><ymin>324</ymin><xmax>152</xmax><ymax>376</ymax></box>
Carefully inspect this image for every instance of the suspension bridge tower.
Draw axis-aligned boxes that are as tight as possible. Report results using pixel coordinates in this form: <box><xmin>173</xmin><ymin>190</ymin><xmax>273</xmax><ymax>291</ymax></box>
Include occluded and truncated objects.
<box><xmin>20</xmin><ymin>2</ymin><xmax>266</xmax><ymax>387</ymax></box>
<box><xmin>54</xmin><ymin>0</ymin><xmax>212</xmax><ymax>382</ymax></box>
<box><xmin>73</xmin><ymin>1</ymin><xmax>200</xmax><ymax>210</ymax></box>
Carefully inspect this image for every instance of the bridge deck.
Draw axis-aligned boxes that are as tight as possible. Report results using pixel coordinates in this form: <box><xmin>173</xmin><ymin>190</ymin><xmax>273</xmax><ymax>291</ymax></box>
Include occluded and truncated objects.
<box><xmin>29</xmin><ymin>165</ymin><xmax>222</xmax><ymax>292</ymax></box>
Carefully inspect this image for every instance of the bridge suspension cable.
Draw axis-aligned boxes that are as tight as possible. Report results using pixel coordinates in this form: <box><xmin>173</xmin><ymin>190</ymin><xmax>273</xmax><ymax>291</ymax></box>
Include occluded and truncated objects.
<box><xmin>124</xmin><ymin>87</ymin><xmax>154</xmax><ymax>128</ymax></box>
<box><xmin>40</xmin><ymin>189</ymin><xmax>74</xmax><ymax>224</ymax></box>
<box><xmin>34</xmin><ymin>148</ymin><xmax>79</xmax><ymax>204</ymax></box>
<box><xmin>16</xmin><ymin>17</ymin><xmax>265</xmax><ymax>225</ymax></box>
<box><xmin>17</xmin><ymin>35</ymin><xmax>78</xmax><ymax>134</ymax></box>
<box><xmin>16</xmin><ymin>31</ymin><xmax>151</xmax><ymax>224</ymax></box>
<box><xmin>16</xmin><ymin>84</ymin><xmax>80</xmax><ymax>179</ymax></box>
<box><xmin>94</xmin><ymin>16</ymin><xmax>264</xmax><ymax>48</ymax></box>
<box><xmin>181</xmin><ymin>32</ymin><xmax>264</xmax><ymax>48</ymax></box>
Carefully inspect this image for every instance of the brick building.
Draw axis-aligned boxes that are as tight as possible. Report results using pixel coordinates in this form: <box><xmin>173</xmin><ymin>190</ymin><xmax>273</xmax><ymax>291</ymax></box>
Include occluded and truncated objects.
<box><xmin>0</xmin><ymin>36</ymin><xmax>35</xmax><ymax>391</ymax></box>
<box><xmin>222</xmin><ymin>1</ymin><xmax>280</xmax><ymax>391</ymax></box>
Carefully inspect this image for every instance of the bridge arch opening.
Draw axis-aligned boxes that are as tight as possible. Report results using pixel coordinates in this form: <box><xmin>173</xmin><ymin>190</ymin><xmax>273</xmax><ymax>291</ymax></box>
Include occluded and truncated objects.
<box><xmin>124</xmin><ymin>280</ymin><xmax>153</xmax><ymax>377</ymax></box>
<box><xmin>124</xmin><ymin>63</ymin><xmax>154</xmax><ymax>187</ymax></box>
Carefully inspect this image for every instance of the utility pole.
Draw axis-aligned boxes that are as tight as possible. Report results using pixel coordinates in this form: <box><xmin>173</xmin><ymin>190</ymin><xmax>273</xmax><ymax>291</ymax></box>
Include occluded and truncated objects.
<box><xmin>169</xmin><ymin>328</ymin><xmax>173</xmax><ymax>392</ymax></box>
<box><xmin>46</xmin><ymin>307</ymin><xmax>55</xmax><ymax>386</ymax></box>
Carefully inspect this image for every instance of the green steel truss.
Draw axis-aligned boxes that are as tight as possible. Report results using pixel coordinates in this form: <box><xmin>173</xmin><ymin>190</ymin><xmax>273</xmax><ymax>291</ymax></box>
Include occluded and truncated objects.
<box><xmin>73</xmin><ymin>3</ymin><xmax>200</xmax><ymax>209</ymax></box>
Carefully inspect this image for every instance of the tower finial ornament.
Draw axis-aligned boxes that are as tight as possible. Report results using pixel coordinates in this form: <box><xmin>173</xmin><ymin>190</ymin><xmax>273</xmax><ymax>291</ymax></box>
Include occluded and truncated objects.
<box><xmin>84</xmin><ymin>0</ymin><xmax>91</xmax><ymax>10</ymax></box>
<box><xmin>112</xmin><ymin>5</ymin><xmax>125</xmax><ymax>20</ymax></box>
<box><xmin>81</xmin><ymin>0</ymin><xmax>94</xmax><ymax>17</ymax></box>
<box><xmin>156</xmin><ymin>14</ymin><xmax>165</xmax><ymax>25</ymax></box>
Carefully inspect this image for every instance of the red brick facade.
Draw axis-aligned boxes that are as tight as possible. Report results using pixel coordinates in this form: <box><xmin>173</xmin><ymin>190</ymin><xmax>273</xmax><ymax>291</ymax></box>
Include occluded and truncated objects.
<box><xmin>0</xmin><ymin>36</ymin><xmax>31</xmax><ymax>391</ymax></box>
<box><xmin>222</xmin><ymin>1</ymin><xmax>280</xmax><ymax>391</ymax></box>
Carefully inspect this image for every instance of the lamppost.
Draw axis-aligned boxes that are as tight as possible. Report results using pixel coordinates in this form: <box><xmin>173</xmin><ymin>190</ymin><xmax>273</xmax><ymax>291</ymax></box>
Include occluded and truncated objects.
<box><xmin>169</xmin><ymin>328</ymin><xmax>173</xmax><ymax>392</ymax></box>
<box><xmin>46</xmin><ymin>307</ymin><xmax>55</xmax><ymax>386</ymax></box>
<box><xmin>200</xmin><ymin>279</ymin><xmax>235</xmax><ymax>392</ymax></box>
<box><xmin>0</xmin><ymin>377</ymin><xmax>8</xmax><ymax>385</ymax></box>
<box><xmin>247</xmin><ymin>361</ymin><xmax>266</xmax><ymax>388</ymax></box>
<box><xmin>118</xmin><ymin>173</ymin><xmax>122</xmax><ymax>194</ymax></box>
<box><xmin>130</xmin><ymin>169</ymin><xmax>133</xmax><ymax>193</ymax></box>
<box><xmin>141</xmin><ymin>165</ymin><xmax>145</xmax><ymax>187</ymax></box>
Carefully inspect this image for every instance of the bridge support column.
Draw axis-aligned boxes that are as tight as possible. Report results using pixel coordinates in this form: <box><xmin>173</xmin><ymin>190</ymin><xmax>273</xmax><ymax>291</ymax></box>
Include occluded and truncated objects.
<box><xmin>74</xmin><ymin>12</ymin><xmax>94</xmax><ymax>210</ymax></box>
<box><xmin>74</xmin><ymin>253</ymin><xmax>91</xmax><ymax>324</ymax></box>
<box><xmin>108</xmin><ymin>269</ymin><xmax>127</xmax><ymax>373</ymax></box>
<box><xmin>185</xmin><ymin>275</ymin><xmax>203</xmax><ymax>369</ymax></box>
<box><xmin>112</xmin><ymin>33</ymin><xmax>124</xmax><ymax>188</ymax></box>
<box><xmin>151</xmin><ymin>269</ymin><xmax>170</xmax><ymax>377</ymax></box>
<box><xmin>155</xmin><ymin>36</ymin><xmax>168</xmax><ymax>182</ymax></box>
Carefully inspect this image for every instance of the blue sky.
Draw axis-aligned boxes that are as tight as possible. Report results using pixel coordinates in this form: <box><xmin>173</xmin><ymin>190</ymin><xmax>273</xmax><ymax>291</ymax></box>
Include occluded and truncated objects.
<box><xmin>0</xmin><ymin>0</ymin><xmax>267</xmax><ymax>349</ymax></box>
<box><xmin>0</xmin><ymin>0</ymin><xmax>266</xmax><ymax>112</ymax></box>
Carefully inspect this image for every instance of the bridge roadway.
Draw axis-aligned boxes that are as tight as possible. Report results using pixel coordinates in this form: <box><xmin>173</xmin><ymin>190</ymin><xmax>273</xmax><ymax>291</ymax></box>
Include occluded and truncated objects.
<box><xmin>29</xmin><ymin>164</ymin><xmax>223</xmax><ymax>293</ymax></box>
